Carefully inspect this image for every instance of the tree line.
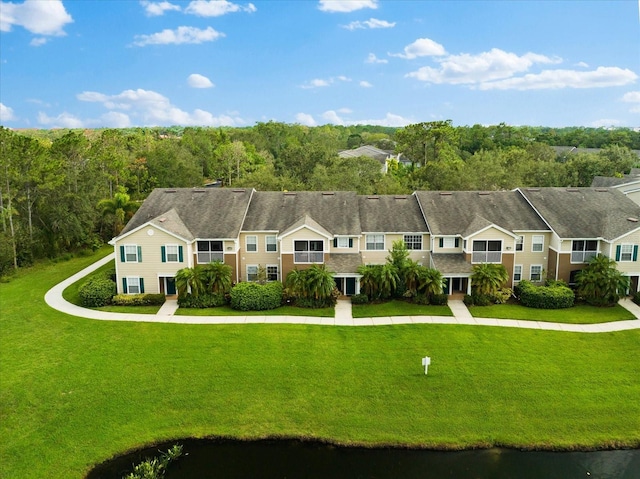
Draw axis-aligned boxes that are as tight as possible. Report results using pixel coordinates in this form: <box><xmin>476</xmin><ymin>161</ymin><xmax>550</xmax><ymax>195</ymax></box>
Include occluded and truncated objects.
<box><xmin>1</xmin><ymin>122</ymin><xmax>639</xmax><ymax>274</ymax></box>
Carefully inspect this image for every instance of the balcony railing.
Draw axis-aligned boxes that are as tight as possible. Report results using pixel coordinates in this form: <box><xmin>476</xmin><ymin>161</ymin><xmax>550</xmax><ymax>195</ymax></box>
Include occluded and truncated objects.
<box><xmin>571</xmin><ymin>251</ymin><xmax>597</xmax><ymax>263</ymax></box>
<box><xmin>197</xmin><ymin>252</ymin><xmax>224</xmax><ymax>264</ymax></box>
<box><xmin>295</xmin><ymin>252</ymin><xmax>324</xmax><ymax>263</ymax></box>
<box><xmin>472</xmin><ymin>251</ymin><xmax>502</xmax><ymax>263</ymax></box>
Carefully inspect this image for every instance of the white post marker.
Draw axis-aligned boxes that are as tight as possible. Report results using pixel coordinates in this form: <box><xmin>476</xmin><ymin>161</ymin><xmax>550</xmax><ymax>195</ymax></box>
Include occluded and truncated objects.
<box><xmin>422</xmin><ymin>356</ymin><xmax>431</xmax><ymax>375</ymax></box>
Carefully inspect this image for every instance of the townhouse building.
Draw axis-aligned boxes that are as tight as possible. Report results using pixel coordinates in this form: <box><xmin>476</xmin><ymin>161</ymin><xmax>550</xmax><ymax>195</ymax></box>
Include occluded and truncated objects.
<box><xmin>111</xmin><ymin>187</ymin><xmax>640</xmax><ymax>297</ymax></box>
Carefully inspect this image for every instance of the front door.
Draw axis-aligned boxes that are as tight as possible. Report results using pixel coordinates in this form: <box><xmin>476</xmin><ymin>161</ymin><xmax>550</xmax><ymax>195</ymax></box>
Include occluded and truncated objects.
<box><xmin>345</xmin><ymin>277</ymin><xmax>356</xmax><ymax>296</ymax></box>
<box><xmin>166</xmin><ymin>277</ymin><xmax>177</xmax><ymax>295</ymax></box>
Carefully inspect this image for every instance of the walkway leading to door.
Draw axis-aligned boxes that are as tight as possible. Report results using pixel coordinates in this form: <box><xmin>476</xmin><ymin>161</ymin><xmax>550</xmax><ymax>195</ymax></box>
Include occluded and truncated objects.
<box><xmin>45</xmin><ymin>253</ymin><xmax>640</xmax><ymax>333</ymax></box>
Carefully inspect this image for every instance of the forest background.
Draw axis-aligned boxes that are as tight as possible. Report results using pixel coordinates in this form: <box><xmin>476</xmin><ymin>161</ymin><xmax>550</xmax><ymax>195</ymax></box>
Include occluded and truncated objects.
<box><xmin>1</xmin><ymin>121</ymin><xmax>639</xmax><ymax>275</ymax></box>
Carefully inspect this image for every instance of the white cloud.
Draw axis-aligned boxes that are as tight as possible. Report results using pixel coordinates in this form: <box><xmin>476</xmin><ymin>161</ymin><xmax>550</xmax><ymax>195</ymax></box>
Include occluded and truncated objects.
<box><xmin>478</xmin><ymin>66</ymin><xmax>638</xmax><ymax>90</ymax></box>
<box><xmin>322</xmin><ymin>110</ymin><xmax>345</xmax><ymax>125</ymax></box>
<box><xmin>575</xmin><ymin>61</ymin><xmax>589</xmax><ymax>68</ymax></box>
<box><xmin>300</xmin><ymin>76</ymin><xmax>351</xmax><ymax>89</ymax></box>
<box><xmin>140</xmin><ymin>1</ymin><xmax>181</xmax><ymax>16</ymax></box>
<box><xmin>365</xmin><ymin>53</ymin><xmax>387</xmax><ymax>64</ymax></box>
<box><xmin>76</xmin><ymin>87</ymin><xmax>244</xmax><ymax>126</ymax></box>
<box><xmin>132</xmin><ymin>26</ymin><xmax>224</xmax><ymax>46</ymax></box>
<box><xmin>0</xmin><ymin>0</ymin><xmax>72</xmax><ymax>36</ymax></box>
<box><xmin>295</xmin><ymin>113</ymin><xmax>316</xmax><ymax>126</ymax></box>
<box><xmin>185</xmin><ymin>0</ymin><xmax>256</xmax><ymax>17</ymax></box>
<box><xmin>342</xmin><ymin>18</ymin><xmax>395</xmax><ymax>30</ymax></box>
<box><xmin>359</xmin><ymin>80</ymin><xmax>373</xmax><ymax>88</ymax></box>
<box><xmin>188</xmin><ymin>73</ymin><xmax>214</xmax><ymax>88</ymax></box>
<box><xmin>100</xmin><ymin>111</ymin><xmax>132</xmax><ymax>128</ymax></box>
<box><xmin>0</xmin><ymin>102</ymin><xmax>15</xmax><ymax>121</ymax></box>
<box><xmin>29</xmin><ymin>36</ymin><xmax>47</xmax><ymax>47</ymax></box>
<box><xmin>390</xmin><ymin>38</ymin><xmax>446</xmax><ymax>59</ymax></box>
<box><xmin>37</xmin><ymin>111</ymin><xmax>84</xmax><ymax>128</ymax></box>
<box><xmin>318</xmin><ymin>0</ymin><xmax>377</xmax><ymax>12</ymax></box>
<box><xmin>320</xmin><ymin>110</ymin><xmax>410</xmax><ymax>127</ymax></box>
<box><xmin>622</xmin><ymin>91</ymin><xmax>640</xmax><ymax>104</ymax></box>
<box><xmin>407</xmin><ymin>48</ymin><xmax>561</xmax><ymax>85</ymax></box>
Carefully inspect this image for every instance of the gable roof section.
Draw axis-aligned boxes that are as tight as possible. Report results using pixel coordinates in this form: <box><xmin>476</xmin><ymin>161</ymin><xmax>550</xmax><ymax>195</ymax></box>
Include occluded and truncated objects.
<box><xmin>358</xmin><ymin>194</ymin><xmax>429</xmax><ymax>233</ymax></box>
<box><xmin>117</xmin><ymin>188</ymin><xmax>253</xmax><ymax>240</ymax></box>
<box><xmin>241</xmin><ymin>191</ymin><xmax>360</xmax><ymax>236</ymax></box>
<box><xmin>415</xmin><ymin>191</ymin><xmax>548</xmax><ymax>236</ymax></box>
<box><xmin>338</xmin><ymin>145</ymin><xmax>391</xmax><ymax>164</ymax></box>
<box><xmin>279</xmin><ymin>214</ymin><xmax>333</xmax><ymax>239</ymax></box>
<box><xmin>592</xmin><ymin>169</ymin><xmax>640</xmax><ymax>188</ymax></box>
<box><xmin>518</xmin><ymin>187</ymin><xmax>640</xmax><ymax>240</ymax></box>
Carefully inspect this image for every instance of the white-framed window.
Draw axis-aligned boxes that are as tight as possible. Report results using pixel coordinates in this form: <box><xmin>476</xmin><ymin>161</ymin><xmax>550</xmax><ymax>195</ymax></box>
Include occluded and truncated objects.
<box><xmin>619</xmin><ymin>244</ymin><xmax>634</xmax><ymax>262</ymax></box>
<box><xmin>472</xmin><ymin>240</ymin><xmax>502</xmax><ymax>263</ymax></box>
<box><xmin>530</xmin><ymin>265</ymin><xmax>542</xmax><ymax>282</ymax></box>
<box><xmin>294</xmin><ymin>240</ymin><xmax>324</xmax><ymax>263</ymax></box>
<box><xmin>197</xmin><ymin>240</ymin><xmax>223</xmax><ymax>264</ymax></box>
<box><xmin>126</xmin><ymin>277</ymin><xmax>142</xmax><ymax>294</ymax></box>
<box><xmin>266</xmin><ymin>265</ymin><xmax>279</xmax><ymax>281</ymax></box>
<box><xmin>123</xmin><ymin>244</ymin><xmax>140</xmax><ymax>263</ymax></box>
<box><xmin>246</xmin><ymin>235</ymin><xmax>257</xmax><ymax>252</ymax></box>
<box><xmin>440</xmin><ymin>237</ymin><xmax>458</xmax><ymax>249</ymax></box>
<box><xmin>404</xmin><ymin>235</ymin><xmax>422</xmax><ymax>250</ymax></box>
<box><xmin>266</xmin><ymin>235</ymin><xmax>277</xmax><ymax>252</ymax></box>
<box><xmin>514</xmin><ymin>265</ymin><xmax>522</xmax><ymax>282</ymax></box>
<box><xmin>571</xmin><ymin>240</ymin><xmax>598</xmax><ymax>263</ymax></box>
<box><xmin>366</xmin><ymin>234</ymin><xmax>384</xmax><ymax>251</ymax></box>
<box><xmin>246</xmin><ymin>265</ymin><xmax>258</xmax><ymax>282</ymax></box>
<box><xmin>515</xmin><ymin>236</ymin><xmax>524</xmax><ymax>251</ymax></box>
<box><xmin>532</xmin><ymin>235</ymin><xmax>544</xmax><ymax>252</ymax></box>
<box><xmin>165</xmin><ymin>245</ymin><xmax>179</xmax><ymax>262</ymax></box>
<box><xmin>337</xmin><ymin>237</ymin><xmax>350</xmax><ymax>248</ymax></box>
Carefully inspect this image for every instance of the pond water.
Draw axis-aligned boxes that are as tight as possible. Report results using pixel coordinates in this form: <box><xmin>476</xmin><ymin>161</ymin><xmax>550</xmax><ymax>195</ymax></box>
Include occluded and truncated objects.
<box><xmin>87</xmin><ymin>438</ymin><xmax>640</xmax><ymax>479</ymax></box>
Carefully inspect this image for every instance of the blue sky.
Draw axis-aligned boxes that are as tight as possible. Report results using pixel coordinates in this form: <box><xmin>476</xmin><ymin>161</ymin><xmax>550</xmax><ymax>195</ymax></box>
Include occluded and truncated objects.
<box><xmin>1</xmin><ymin>0</ymin><xmax>639</xmax><ymax>129</ymax></box>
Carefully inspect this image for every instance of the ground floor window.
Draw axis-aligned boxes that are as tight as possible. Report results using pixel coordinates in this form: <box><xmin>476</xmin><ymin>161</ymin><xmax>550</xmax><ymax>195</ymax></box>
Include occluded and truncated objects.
<box><xmin>124</xmin><ymin>277</ymin><xmax>144</xmax><ymax>294</ymax></box>
<box><xmin>246</xmin><ymin>265</ymin><xmax>258</xmax><ymax>282</ymax></box>
<box><xmin>530</xmin><ymin>265</ymin><xmax>542</xmax><ymax>282</ymax></box>
<box><xmin>513</xmin><ymin>265</ymin><xmax>522</xmax><ymax>282</ymax></box>
<box><xmin>266</xmin><ymin>265</ymin><xmax>279</xmax><ymax>281</ymax></box>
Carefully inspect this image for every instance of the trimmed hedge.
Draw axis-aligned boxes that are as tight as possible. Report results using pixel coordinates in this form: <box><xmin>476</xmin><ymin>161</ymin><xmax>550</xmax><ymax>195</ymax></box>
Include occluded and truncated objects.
<box><xmin>516</xmin><ymin>280</ymin><xmax>574</xmax><ymax>309</ymax></box>
<box><xmin>633</xmin><ymin>291</ymin><xmax>640</xmax><ymax>306</ymax></box>
<box><xmin>230</xmin><ymin>281</ymin><xmax>283</xmax><ymax>311</ymax></box>
<box><xmin>429</xmin><ymin>293</ymin><xmax>448</xmax><ymax>306</ymax></box>
<box><xmin>112</xmin><ymin>293</ymin><xmax>166</xmax><ymax>306</ymax></box>
<box><xmin>178</xmin><ymin>292</ymin><xmax>227</xmax><ymax>308</ymax></box>
<box><xmin>463</xmin><ymin>293</ymin><xmax>492</xmax><ymax>307</ymax></box>
<box><xmin>350</xmin><ymin>294</ymin><xmax>369</xmax><ymax>305</ymax></box>
<box><xmin>79</xmin><ymin>277</ymin><xmax>116</xmax><ymax>307</ymax></box>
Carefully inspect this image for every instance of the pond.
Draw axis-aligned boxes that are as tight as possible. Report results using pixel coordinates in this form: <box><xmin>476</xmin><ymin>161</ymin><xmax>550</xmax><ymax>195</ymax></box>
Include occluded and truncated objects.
<box><xmin>87</xmin><ymin>438</ymin><xmax>640</xmax><ymax>479</ymax></box>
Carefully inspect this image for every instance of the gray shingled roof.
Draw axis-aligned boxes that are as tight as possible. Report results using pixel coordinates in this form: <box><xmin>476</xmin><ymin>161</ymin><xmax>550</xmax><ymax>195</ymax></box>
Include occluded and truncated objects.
<box><xmin>415</xmin><ymin>191</ymin><xmax>549</xmax><ymax>236</ymax></box>
<box><xmin>518</xmin><ymin>187</ymin><xmax>640</xmax><ymax>240</ymax></box>
<box><xmin>241</xmin><ymin>191</ymin><xmax>361</xmax><ymax>235</ymax></box>
<box><xmin>326</xmin><ymin>253</ymin><xmax>363</xmax><ymax>273</ymax></box>
<box><xmin>430</xmin><ymin>253</ymin><xmax>473</xmax><ymax>275</ymax></box>
<box><xmin>358</xmin><ymin>194</ymin><xmax>429</xmax><ymax>233</ymax></box>
<box><xmin>591</xmin><ymin>169</ymin><xmax>640</xmax><ymax>188</ymax></box>
<box><xmin>338</xmin><ymin>145</ymin><xmax>391</xmax><ymax>164</ymax></box>
<box><xmin>118</xmin><ymin>188</ymin><xmax>253</xmax><ymax>239</ymax></box>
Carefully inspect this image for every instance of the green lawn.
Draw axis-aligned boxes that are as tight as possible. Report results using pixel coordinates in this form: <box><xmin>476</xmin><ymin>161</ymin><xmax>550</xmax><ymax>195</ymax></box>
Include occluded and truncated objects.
<box><xmin>469</xmin><ymin>303</ymin><xmax>635</xmax><ymax>323</ymax></box>
<box><xmin>176</xmin><ymin>304</ymin><xmax>334</xmax><ymax>317</ymax></box>
<box><xmin>1</xmin><ymin>251</ymin><xmax>640</xmax><ymax>479</ymax></box>
<box><xmin>352</xmin><ymin>299</ymin><xmax>452</xmax><ymax>318</ymax></box>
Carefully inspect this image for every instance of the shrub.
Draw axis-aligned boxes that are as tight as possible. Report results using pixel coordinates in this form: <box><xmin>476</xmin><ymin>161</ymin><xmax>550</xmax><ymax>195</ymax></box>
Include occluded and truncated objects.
<box><xmin>518</xmin><ymin>280</ymin><xmax>574</xmax><ymax>309</ymax></box>
<box><xmin>350</xmin><ymin>293</ymin><xmax>369</xmax><ymax>304</ymax></box>
<box><xmin>429</xmin><ymin>293</ymin><xmax>448</xmax><ymax>306</ymax></box>
<box><xmin>230</xmin><ymin>281</ymin><xmax>283</xmax><ymax>311</ymax></box>
<box><xmin>633</xmin><ymin>291</ymin><xmax>640</xmax><ymax>306</ymax></box>
<box><xmin>177</xmin><ymin>292</ymin><xmax>227</xmax><ymax>308</ymax></box>
<box><xmin>463</xmin><ymin>293</ymin><xmax>492</xmax><ymax>307</ymax></box>
<box><xmin>492</xmin><ymin>288</ymin><xmax>513</xmax><ymax>304</ymax></box>
<box><xmin>413</xmin><ymin>294</ymin><xmax>430</xmax><ymax>305</ymax></box>
<box><xmin>79</xmin><ymin>277</ymin><xmax>116</xmax><ymax>307</ymax></box>
<box><xmin>112</xmin><ymin>293</ymin><xmax>166</xmax><ymax>306</ymax></box>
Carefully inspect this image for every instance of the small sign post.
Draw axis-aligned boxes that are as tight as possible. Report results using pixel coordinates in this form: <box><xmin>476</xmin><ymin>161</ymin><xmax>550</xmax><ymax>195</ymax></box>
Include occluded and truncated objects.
<box><xmin>422</xmin><ymin>356</ymin><xmax>431</xmax><ymax>375</ymax></box>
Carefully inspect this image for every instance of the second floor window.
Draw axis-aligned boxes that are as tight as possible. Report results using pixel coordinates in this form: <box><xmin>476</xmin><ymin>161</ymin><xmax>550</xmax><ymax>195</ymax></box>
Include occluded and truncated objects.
<box><xmin>266</xmin><ymin>235</ymin><xmax>277</xmax><ymax>252</ymax></box>
<box><xmin>571</xmin><ymin>240</ymin><xmax>597</xmax><ymax>263</ymax></box>
<box><xmin>532</xmin><ymin>235</ymin><xmax>544</xmax><ymax>252</ymax></box>
<box><xmin>472</xmin><ymin>240</ymin><xmax>502</xmax><ymax>263</ymax></box>
<box><xmin>515</xmin><ymin>236</ymin><xmax>524</xmax><ymax>251</ymax></box>
<box><xmin>197</xmin><ymin>240</ymin><xmax>223</xmax><ymax>264</ymax></box>
<box><xmin>294</xmin><ymin>240</ymin><xmax>324</xmax><ymax>263</ymax></box>
<box><xmin>366</xmin><ymin>234</ymin><xmax>384</xmax><ymax>251</ymax></box>
<box><xmin>404</xmin><ymin>235</ymin><xmax>422</xmax><ymax>250</ymax></box>
<box><xmin>246</xmin><ymin>236</ymin><xmax>257</xmax><ymax>252</ymax></box>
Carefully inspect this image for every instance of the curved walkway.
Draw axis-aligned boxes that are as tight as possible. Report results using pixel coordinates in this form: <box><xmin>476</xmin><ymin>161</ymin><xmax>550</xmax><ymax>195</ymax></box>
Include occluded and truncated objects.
<box><xmin>45</xmin><ymin>253</ymin><xmax>640</xmax><ymax>333</ymax></box>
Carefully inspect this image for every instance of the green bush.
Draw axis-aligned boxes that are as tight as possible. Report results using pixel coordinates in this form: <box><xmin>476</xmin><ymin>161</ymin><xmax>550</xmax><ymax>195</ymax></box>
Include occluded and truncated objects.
<box><xmin>230</xmin><ymin>281</ymin><xmax>283</xmax><ymax>311</ymax></box>
<box><xmin>79</xmin><ymin>277</ymin><xmax>116</xmax><ymax>307</ymax></box>
<box><xmin>350</xmin><ymin>293</ymin><xmax>369</xmax><ymax>304</ymax></box>
<box><xmin>429</xmin><ymin>293</ymin><xmax>448</xmax><ymax>306</ymax></box>
<box><xmin>413</xmin><ymin>294</ymin><xmax>430</xmax><ymax>305</ymax></box>
<box><xmin>177</xmin><ymin>292</ymin><xmax>227</xmax><ymax>308</ymax></box>
<box><xmin>517</xmin><ymin>280</ymin><xmax>574</xmax><ymax>309</ymax></box>
<box><xmin>633</xmin><ymin>291</ymin><xmax>640</xmax><ymax>306</ymax></box>
<box><xmin>112</xmin><ymin>293</ymin><xmax>166</xmax><ymax>306</ymax></box>
<box><xmin>463</xmin><ymin>293</ymin><xmax>492</xmax><ymax>307</ymax></box>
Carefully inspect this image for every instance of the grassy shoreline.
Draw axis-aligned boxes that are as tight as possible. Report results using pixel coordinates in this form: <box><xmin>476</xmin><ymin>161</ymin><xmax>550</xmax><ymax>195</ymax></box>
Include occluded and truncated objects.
<box><xmin>2</xmin><ymin>250</ymin><xmax>639</xmax><ymax>479</ymax></box>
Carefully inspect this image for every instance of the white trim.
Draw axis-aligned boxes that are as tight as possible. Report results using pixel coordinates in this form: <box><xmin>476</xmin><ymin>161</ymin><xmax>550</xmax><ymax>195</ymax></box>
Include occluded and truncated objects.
<box><xmin>164</xmin><ymin>244</ymin><xmax>180</xmax><ymax>263</ymax></box>
<box><xmin>531</xmin><ymin>235</ymin><xmax>544</xmax><ymax>253</ymax></box>
<box><xmin>245</xmin><ymin>235</ymin><xmax>258</xmax><ymax>253</ymax></box>
<box><xmin>265</xmin><ymin>235</ymin><xmax>278</xmax><ymax>252</ymax></box>
<box><xmin>365</xmin><ymin>233</ymin><xmax>385</xmax><ymax>251</ymax></box>
<box><xmin>462</xmin><ymin>223</ymin><xmax>518</xmax><ymax>241</ymax></box>
<box><xmin>111</xmin><ymin>222</ymin><xmax>190</xmax><ymax>245</ymax></box>
<box><xmin>513</xmin><ymin>264</ymin><xmax>522</xmax><ymax>282</ymax></box>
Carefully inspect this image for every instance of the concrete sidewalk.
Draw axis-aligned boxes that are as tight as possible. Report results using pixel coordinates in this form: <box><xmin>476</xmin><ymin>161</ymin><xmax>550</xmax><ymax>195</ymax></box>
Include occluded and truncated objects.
<box><xmin>44</xmin><ymin>254</ymin><xmax>640</xmax><ymax>333</ymax></box>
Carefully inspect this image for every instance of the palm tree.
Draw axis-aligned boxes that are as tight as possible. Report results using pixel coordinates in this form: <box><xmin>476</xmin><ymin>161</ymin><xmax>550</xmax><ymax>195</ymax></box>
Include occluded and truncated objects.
<box><xmin>357</xmin><ymin>264</ymin><xmax>381</xmax><ymax>300</ymax></box>
<box><xmin>418</xmin><ymin>267</ymin><xmax>445</xmax><ymax>297</ymax></box>
<box><xmin>303</xmin><ymin>264</ymin><xmax>336</xmax><ymax>301</ymax></box>
<box><xmin>402</xmin><ymin>260</ymin><xmax>422</xmax><ymax>295</ymax></box>
<box><xmin>471</xmin><ymin>263</ymin><xmax>509</xmax><ymax>297</ymax></box>
<box><xmin>203</xmin><ymin>261</ymin><xmax>232</xmax><ymax>294</ymax></box>
<box><xmin>97</xmin><ymin>188</ymin><xmax>139</xmax><ymax>236</ymax></box>
<box><xmin>285</xmin><ymin>268</ymin><xmax>305</xmax><ymax>298</ymax></box>
<box><xmin>378</xmin><ymin>263</ymin><xmax>399</xmax><ymax>299</ymax></box>
<box><xmin>175</xmin><ymin>265</ymin><xmax>207</xmax><ymax>297</ymax></box>
<box><xmin>576</xmin><ymin>254</ymin><xmax>629</xmax><ymax>306</ymax></box>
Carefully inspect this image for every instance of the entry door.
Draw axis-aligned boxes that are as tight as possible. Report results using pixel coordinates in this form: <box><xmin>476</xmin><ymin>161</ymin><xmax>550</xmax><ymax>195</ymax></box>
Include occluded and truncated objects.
<box><xmin>166</xmin><ymin>277</ymin><xmax>177</xmax><ymax>295</ymax></box>
<box><xmin>345</xmin><ymin>277</ymin><xmax>356</xmax><ymax>296</ymax></box>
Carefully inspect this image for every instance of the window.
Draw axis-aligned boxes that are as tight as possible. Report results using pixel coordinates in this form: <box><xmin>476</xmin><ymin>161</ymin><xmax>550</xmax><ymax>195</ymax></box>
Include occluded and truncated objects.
<box><xmin>571</xmin><ymin>240</ymin><xmax>598</xmax><ymax>263</ymax></box>
<box><xmin>246</xmin><ymin>235</ymin><xmax>257</xmax><ymax>252</ymax></box>
<box><xmin>514</xmin><ymin>265</ymin><xmax>522</xmax><ymax>282</ymax></box>
<box><xmin>336</xmin><ymin>237</ymin><xmax>350</xmax><ymax>248</ymax></box>
<box><xmin>246</xmin><ymin>265</ymin><xmax>258</xmax><ymax>282</ymax></box>
<box><xmin>515</xmin><ymin>236</ymin><xmax>524</xmax><ymax>251</ymax></box>
<box><xmin>266</xmin><ymin>265</ymin><xmax>278</xmax><ymax>281</ymax></box>
<box><xmin>124</xmin><ymin>277</ymin><xmax>144</xmax><ymax>294</ymax></box>
<box><xmin>366</xmin><ymin>234</ymin><xmax>384</xmax><ymax>251</ymax></box>
<box><xmin>122</xmin><ymin>244</ymin><xmax>140</xmax><ymax>263</ymax></box>
<box><xmin>530</xmin><ymin>265</ymin><xmax>542</xmax><ymax>282</ymax></box>
<box><xmin>439</xmin><ymin>237</ymin><xmax>459</xmax><ymax>249</ymax></box>
<box><xmin>294</xmin><ymin>240</ymin><xmax>324</xmax><ymax>263</ymax></box>
<box><xmin>162</xmin><ymin>244</ymin><xmax>182</xmax><ymax>263</ymax></box>
<box><xmin>197</xmin><ymin>240</ymin><xmax>223</xmax><ymax>264</ymax></box>
<box><xmin>532</xmin><ymin>235</ymin><xmax>544</xmax><ymax>252</ymax></box>
<box><xmin>266</xmin><ymin>235</ymin><xmax>277</xmax><ymax>252</ymax></box>
<box><xmin>472</xmin><ymin>240</ymin><xmax>502</xmax><ymax>263</ymax></box>
<box><xmin>404</xmin><ymin>235</ymin><xmax>422</xmax><ymax>250</ymax></box>
<box><xmin>619</xmin><ymin>244</ymin><xmax>634</xmax><ymax>262</ymax></box>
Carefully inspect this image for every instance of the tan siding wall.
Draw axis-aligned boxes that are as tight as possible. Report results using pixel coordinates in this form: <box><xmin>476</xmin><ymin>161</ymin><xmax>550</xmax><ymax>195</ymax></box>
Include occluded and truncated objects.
<box><xmin>611</xmin><ymin>229</ymin><xmax>640</xmax><ymax>274</ymax></box>
<box><xmin>512</xmin><ymin>232</ymin><xmax>551</xmax><ymax>283</ymax></box>
<box><xmin>280</xmin><ymin>229</ymin><xmax>327</xmax><ymax>252</ymax></box>
<box><xmin>469</xmin><ymin>228</ymin><xmax>512</xmax><ymax>242</ymax></box>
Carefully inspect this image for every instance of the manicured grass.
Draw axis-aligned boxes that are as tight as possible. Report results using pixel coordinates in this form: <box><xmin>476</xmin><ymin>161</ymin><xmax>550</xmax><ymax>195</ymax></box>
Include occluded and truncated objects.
<box><xmin>352</xmin><ymin>299</ymin><xmax>453</xmax><ymax>318</ymax></box>
<box><xmin>176</xmin><ymin>305</ymin><xmax>335</xmax><ymax>317</ymax></box>
<box><xmin>2</xmin><ymin>251</ymin><xmax>639</xmax><ymax>479</ymax></box>
<box><xmin>468</xmin><ymin>303</ymin><xmax>635</xmax><ymax>323</ymax></box>
<box><xmin>96</xmin><ymin>305</ymin><xmax>163</xmax><ymax>314</ymax></box>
